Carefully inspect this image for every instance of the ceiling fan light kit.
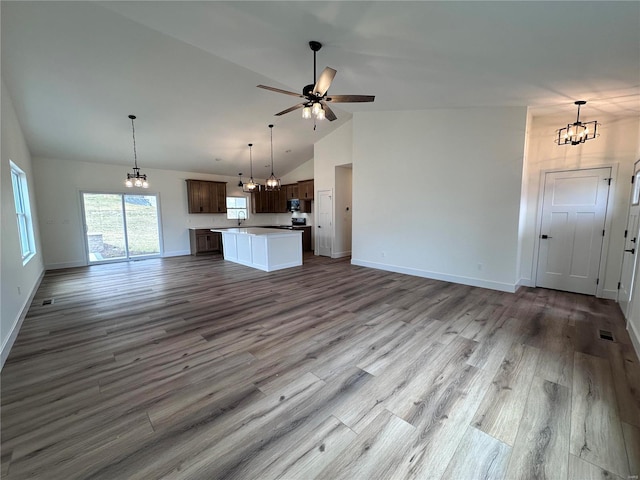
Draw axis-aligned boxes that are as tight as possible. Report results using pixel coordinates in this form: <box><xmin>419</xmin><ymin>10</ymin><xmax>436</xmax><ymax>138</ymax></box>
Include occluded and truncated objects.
<box><xmin>124</xmin><ymin>114</ymin><xmax>149</xmax><ymax>188</ymax></box>
<box><xmin>257</xmin><ymin>40</ymin><xmax>375</xmax><ymax>123</ymax></box>
<box><xmin>556</xmin><ymin>100</ymin><xmax>600</xmax><ymax>146</ymax></box>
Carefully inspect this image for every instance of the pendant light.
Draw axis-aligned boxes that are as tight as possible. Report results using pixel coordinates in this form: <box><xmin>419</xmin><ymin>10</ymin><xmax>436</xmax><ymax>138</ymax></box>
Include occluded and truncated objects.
<box><xmin>556</xmin><ymin>100</ymin><xmax>600</xmax><ymax>146</ymax></box>
<box><xmin>124</xmin><ymin>115</ymin><xmax>149</xmax><ymax>188</ymax></box>
<box><xmin>265</xmin><ymin>124</ymin><xmax>281</xmax><ymax>191</ymax></box>
<box><xmin>242</xmin><ymin>143</ymin><xmax>261</xmax><ymax>193</ymax></box>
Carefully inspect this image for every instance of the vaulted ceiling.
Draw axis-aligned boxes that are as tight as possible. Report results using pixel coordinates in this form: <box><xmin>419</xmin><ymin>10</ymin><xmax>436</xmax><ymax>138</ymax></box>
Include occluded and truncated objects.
<box><xmin>2</xmin><ymin>1</ymin><xmax>639</xmax><ymax>177</ymax></box>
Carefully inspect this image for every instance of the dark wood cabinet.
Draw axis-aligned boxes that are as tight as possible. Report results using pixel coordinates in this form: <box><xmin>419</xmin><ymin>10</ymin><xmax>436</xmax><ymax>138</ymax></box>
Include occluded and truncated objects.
<box><xmin>284</xmin><ymin>184</ymin><xmax>299</xmax><ymax>200</ymax></box>
<box><xmin>186</xmin><ymin>180</ymin><xmax>227</xmax><ymax>214</ymax></box>
<box><xmin>251</xmin><ymin>189</ymin><xmax>288</xmax><ymax>214</ymax></box>
<box><xmin>213</xmin><ymin>182</ymin><xmax>227</xmax><ymax>213</ymax></box>
<box><xmin>297</xmin><ymin>180</ymin><xmax>314</xmax><ymax>200</ymax></box>
<box><xmin>294</xmin><ymin>226</ymin><xmax>312</xmax><ymax>251</ymax></box>
<box><xmin>189</xmin><ymin>229</ymin><xmax>222</xmax><ymax>255</ymax></box>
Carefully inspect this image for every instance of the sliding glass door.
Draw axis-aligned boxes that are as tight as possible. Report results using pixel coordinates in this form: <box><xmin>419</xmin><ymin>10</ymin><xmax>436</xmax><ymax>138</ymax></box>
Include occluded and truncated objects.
<box><xmin>82</xmin><ymin>193</ymin><xmax>161</xmax><ymax>263</ymax></box>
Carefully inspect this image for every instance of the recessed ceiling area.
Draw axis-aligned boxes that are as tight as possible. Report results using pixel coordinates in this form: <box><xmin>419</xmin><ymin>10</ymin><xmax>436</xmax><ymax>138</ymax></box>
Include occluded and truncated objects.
<box><xmin>2</xmin><ymin>1</ymin><xmax>639</xmax><ymax>177</ymax></box>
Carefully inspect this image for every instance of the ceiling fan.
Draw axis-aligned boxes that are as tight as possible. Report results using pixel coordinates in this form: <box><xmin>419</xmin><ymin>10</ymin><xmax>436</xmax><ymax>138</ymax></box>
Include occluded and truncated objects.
<box><xmin>257</xmin><ymin>41</ymin><xmax>375</xmax><ymax>122</ymax></box>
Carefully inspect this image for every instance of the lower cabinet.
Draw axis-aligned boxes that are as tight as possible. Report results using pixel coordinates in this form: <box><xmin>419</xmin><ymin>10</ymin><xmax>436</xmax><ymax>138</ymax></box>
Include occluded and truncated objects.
<box><xmin>189</xmin><ymin>229</ymin><xmax>223</xmax><ymax>255</ymax></box>
<box><xmin>294</xmin><ymin>226</ymin><xmax>312</xmax><ymax>252</ymax></box>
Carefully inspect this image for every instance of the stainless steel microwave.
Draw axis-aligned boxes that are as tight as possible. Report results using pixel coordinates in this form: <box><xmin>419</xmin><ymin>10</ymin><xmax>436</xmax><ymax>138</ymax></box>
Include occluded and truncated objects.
<box><xmin>287</xmin><ymin>199</ymin><xmax>300</xmax><ymax>211</ymax></box>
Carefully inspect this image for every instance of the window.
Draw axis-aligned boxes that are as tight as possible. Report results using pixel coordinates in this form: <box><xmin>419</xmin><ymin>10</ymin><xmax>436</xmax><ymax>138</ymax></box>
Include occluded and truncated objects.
<box><xmin>10</xmin><ymin>161</ymin><xmax>36</xmax><ymax>263</ymax></box>
<box><xmin>226</xmin><ymin>196</ymin><xmax>248</xmax><ymax>220</ymax></box>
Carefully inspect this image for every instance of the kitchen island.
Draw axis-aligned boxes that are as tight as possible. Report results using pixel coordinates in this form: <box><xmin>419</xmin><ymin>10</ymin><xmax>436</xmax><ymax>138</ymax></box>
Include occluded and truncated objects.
<box><xmin>211</xmin><ymin>227</ymin><xmax>302</xmax><ymax>272</ymax></box>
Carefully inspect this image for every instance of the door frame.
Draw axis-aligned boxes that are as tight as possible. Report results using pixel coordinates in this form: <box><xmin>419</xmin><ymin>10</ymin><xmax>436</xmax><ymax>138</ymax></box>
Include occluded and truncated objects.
<box><xmin>617</xmin><ymin>158</ymin><xmax>640</xmax><ymax>313</ymax></box>
<box><xmin>532</xmin><ymin>164</ymin><xmax>617</xmax><ymax>298</ymax></box>
<box><xmin>316</xmin><ymin>189</ymin><xmax>333</xmax><ymax>257</ymax></box>
<box><xmin>80</xmin><ymin>190</ymin><xmax>164</xmax><ymax>266</ymax></box>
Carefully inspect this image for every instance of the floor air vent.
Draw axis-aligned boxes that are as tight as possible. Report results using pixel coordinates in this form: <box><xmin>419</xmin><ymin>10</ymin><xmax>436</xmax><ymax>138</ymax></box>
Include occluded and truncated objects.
<box><xmin>42</xmin><ymin>298</ymin><xmax>54</xmax><ymax>305</ymax></box>
<box><xmin>599</xmin><ymin>329</ymin><xmax>614</xmax><ymax>342</ymax></box>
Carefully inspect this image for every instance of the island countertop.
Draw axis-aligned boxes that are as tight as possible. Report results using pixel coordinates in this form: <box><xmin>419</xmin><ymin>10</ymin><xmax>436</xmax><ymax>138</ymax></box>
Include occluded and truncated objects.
<box><xmin>210</xmin><ymin>227</ymin><xmax>301</xmax><ymax>236</ymax></box>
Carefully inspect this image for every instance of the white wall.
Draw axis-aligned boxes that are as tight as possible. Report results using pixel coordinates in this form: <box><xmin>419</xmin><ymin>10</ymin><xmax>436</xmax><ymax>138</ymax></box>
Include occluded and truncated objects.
<box><xmin>32</xmin><ymin>157</ymin><xmax>297</xmax><ymax>269</ymax></box>
<box><xmin>1</xmin><ymin>80</ymin><xmax>45</xmax><ymax>367</ymax></box>
<box><xmin>350</xmin><ymin>108</ymin><xmax>528</xmax><ymax>292</ymax></box>
<box><xmin>314</xmin><ymin>121</ymin><xmax>353</xmax><ymax>256</ymax></box>
<box><xmin>519</xmin><ymin>114</ymin><xmax>640</xmax><ymax>298</ymax></box>
<box><xmin>280</xmin><ymin>158</ymin><xmax>313</xmax><ymax>185</ymax></box>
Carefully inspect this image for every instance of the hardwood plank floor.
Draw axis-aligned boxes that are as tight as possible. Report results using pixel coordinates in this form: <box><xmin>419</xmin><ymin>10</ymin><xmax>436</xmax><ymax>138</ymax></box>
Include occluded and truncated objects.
<box><xmin>1</xmin><ymin>253</ymin><xmax>639</xmax><ymax>479</ymax></box>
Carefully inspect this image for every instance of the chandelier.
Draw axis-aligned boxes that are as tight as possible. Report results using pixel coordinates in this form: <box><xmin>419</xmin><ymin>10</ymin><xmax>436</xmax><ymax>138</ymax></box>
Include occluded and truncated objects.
<box><xmin>242</xmin><ymin>143</ymin><xmax>261</xmax><ymax>193</ymax></box>
<box><xmin>556</xmin><ymin>101</ymin><xmax>600</xmax><ymax>146</ymax></box>
<box><xmin>265</xmin><ymin>124</ymin><xmax>281</xmax><ymax>191</ymax></box>
<box><xmin>124</xmin><ymin>115</ymin><xmax>148</xmax><ymax>188</ymax></box>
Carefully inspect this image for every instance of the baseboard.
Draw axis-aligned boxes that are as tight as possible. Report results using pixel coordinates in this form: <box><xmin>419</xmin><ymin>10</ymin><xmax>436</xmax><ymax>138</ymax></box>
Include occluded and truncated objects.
<box><xmin>163</xmin><ymin>250</ymin><xmax>191</xmax><ymax>258</ymax></box>
<box><xmin>601</xmin><ymin>289</ymin><xmax>619</xmax><ymax>300</ymax></box>
<box><xmin>332</xmin><ymin>250</ymin><xmax>351</xmax><ymax>259</ymax></box>
<box><xmin>1</xmin><ymin>269</ymin><xmax>45</xmax><ymax>370</ymax></box>
<box><xmin>45</xmin><ymin>260</ymin><xmax>86</xmax><ymax>270</ymax></box>
<box><xmin>628</xmin><ymin>320</ymin><xmax>640</xmax><ymax>361</ymax></box>
<box><xmin>517</xmin><ymin>277</ymin><xmax>534</xmax><ymax>289</ymax></box>
<box><xmin>350</xmin><ymin>258</ymin><xmax>517</xmax><ymax>293</ymax></box>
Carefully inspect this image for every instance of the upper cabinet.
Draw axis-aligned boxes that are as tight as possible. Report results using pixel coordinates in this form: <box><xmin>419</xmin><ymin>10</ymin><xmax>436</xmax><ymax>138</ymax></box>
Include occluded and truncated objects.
<box><xmin>297</xmin><ymin>180</ymin><xmax>314</xmax><ymax>200</ymax></box>
<box><xmin>284</xmin><ymin>184</ymin><xmax>299</xmax><ymax>200</ymax></box>
<box><xmin>186</xmin><ymin>180</ymin><xmax>227</xmax><ymax>214</ymax></box>
<box><xmin>252</xmin><ymin>189</ymin><xmax>288</xmax><ymax>214</ymax></box>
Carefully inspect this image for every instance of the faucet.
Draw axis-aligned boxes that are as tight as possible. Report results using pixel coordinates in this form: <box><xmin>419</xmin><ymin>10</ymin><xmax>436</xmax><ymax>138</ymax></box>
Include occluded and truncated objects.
<box><xmin>237</xmin><ymin>210</ymin><xmax>246</xmax><ymax>226</ymax></box>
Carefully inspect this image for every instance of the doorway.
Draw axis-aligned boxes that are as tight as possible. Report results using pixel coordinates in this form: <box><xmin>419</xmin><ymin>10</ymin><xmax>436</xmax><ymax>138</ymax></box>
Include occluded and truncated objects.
<box><xmin>317</xmin><ymin>190</ymin><xmax>333</xmax><ymax>257</ymax></box>
<box><xmin>81</xmin><ymin>192</ymin><xmax>161</xmax><ymax>264</ymax></box>
<box><xmin>535</xmin><ymin>167</ymin><xmax>611</xmax><ymax>295</ymax></box>
<box><xmin>619</xmin><ymin>160</ymin><xmax>640</xmax><ymax>317</ymax></box>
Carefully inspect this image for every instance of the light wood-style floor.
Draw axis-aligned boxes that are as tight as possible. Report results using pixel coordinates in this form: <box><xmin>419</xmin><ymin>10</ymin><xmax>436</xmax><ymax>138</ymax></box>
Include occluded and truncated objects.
<box><xmin>2</xmin><ymin>254</ymin><xmax>639</xmax><ymax>479</ymax></box>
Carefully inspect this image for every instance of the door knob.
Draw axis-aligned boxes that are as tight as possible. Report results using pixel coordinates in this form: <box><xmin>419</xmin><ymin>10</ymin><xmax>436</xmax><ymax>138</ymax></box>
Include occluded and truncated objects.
<box><xmin>625</xmin><ymin>248</ymin><xmax>635</xmax><ymax>254</ymax></box>
<box><xmin>317</xmin><ymin>225</ymin><xmax>321</xmax><ymax>228</ymax></box>
<box><xmin>540</xmin><ymin>234</ymin><xmax>552</xmax><ymax>239</ymax></box>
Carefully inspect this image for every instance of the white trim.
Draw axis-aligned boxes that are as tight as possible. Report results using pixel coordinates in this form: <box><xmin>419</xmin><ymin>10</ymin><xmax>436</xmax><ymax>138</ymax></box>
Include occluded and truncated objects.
<box><xmin>332</xmin><ymin>250</ymin><xmax>351</xmax><ymax>259</ymax></box>
<box><xmin>517</xmin><ymin>277</ymin><xmax>535</xmax><ymax>288</ymax></box>
<box><xmin>163</xmin><ymin>250</ymin><xmax>191</xmax><ymax>258</ymax></box>
<box><xmin>1</xmin><ymin>269</ymin><xmax>44</xmax><ymax>370</ymax></box>
<box><xmin>601</xmin><ymin>289</ymin><xmax>619</xmax><ymax>301</ymax></box>
<box><xmin>628</xmin><ymin>319</ymin><xmax>640</xmax><ymax>361</ymax></box>
<box><xmin>45</xmin><ymin>261</ymin><xmax>86</xmax><ymax>270</ymax></box>
<box><xmin>351</xmin><ymin>259</ymin><xmax>517</xmax><ymax>293</ymax></box>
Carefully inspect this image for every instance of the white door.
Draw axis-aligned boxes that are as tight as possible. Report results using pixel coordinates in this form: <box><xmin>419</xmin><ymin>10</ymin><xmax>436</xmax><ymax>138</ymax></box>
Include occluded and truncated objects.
<box><xmin>536</xmin><ymin>168</ymin><xmax>611</xmax><ymax>295</ymax></box>
<box><xmin>619</xmin><ymin>161</ymin><xmax>640</xmax><ymax>317</ymax></box>
<box><xmin>317</xmin><ymin>190</ymin><xmax>332</xmax><ymax>257</ymax></box>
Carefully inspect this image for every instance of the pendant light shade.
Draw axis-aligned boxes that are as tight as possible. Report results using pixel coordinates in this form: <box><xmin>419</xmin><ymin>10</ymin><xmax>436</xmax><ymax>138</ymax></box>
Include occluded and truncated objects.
<box><xmin>556</xmin><ymin>101</ymin><xmax>600</xmax><ymax>146</ymax></box>
<box><xmin>242</xmin><ymin>143</ymin><xmax>261</xmax><ymax>193</ymax></box>
<box><xmin>124</xmin><ymin>115</ymin><xmax>149</xmax><ymax>188</ymax></box>
<box><xmin>265</xmin><ymin>124</ymin><xmax>281</xmax><ymax>191</ymax></box>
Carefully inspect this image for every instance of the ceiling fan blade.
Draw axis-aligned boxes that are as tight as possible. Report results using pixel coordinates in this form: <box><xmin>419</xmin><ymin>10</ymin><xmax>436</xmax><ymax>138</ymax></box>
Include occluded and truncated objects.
<box><xmin>326</xmin><ymin>94</ymin><xmax>375</xmax><ymax>103</ymax></box>
<box><xmin>313</xmin><ymin>67</ymin><xmax>337</xmax><ymax>96</ymax></box>
<box><xmin>275</xmin><ymin>103</ymin><xmax>306</xmax><ymax>116</ymax></box>
<box><xmin>320</xmin><ymin>101</ymin><xmax>337</xmax><ymax>121</ymax></box>
<box><xmin>257</xmin><ymin>85</ymin><xmax>303</xmax><ymax>97</ymax></box>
